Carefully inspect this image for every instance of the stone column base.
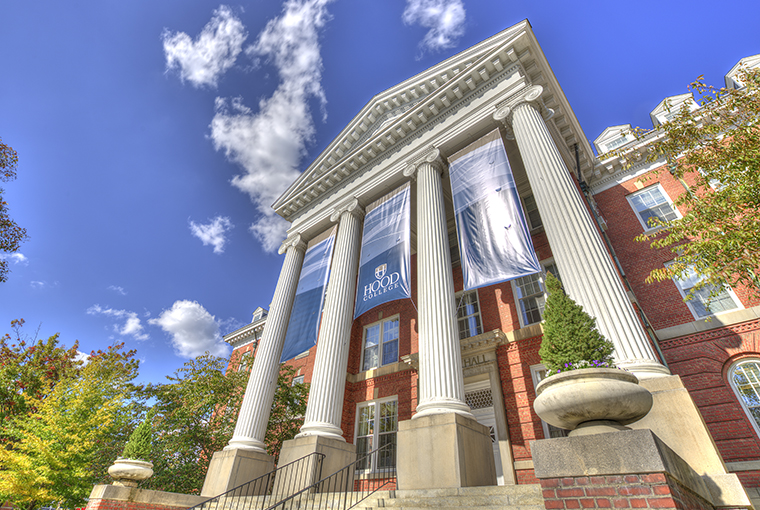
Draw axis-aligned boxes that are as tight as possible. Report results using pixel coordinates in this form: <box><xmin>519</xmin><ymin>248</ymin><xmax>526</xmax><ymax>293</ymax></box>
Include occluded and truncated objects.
<box><xmin>531</xmin><ymin>429</ymin><xmax>752</xmax><ymax>509</ymax></box>
<box><xmin>86</xmin><ymin>485</ymin><xmax>206</xmax><ymax>510</ymax></box>
<box><xmin>277</xmin><ymin>435</ymin><xmax>356</xmax><ymax>493</ymax></box>
<box><xmin>397</xmin><ymin>413</ymin><xmax>496</xmax><ymax>490</ymax></box>
<box><xmin>201</xmin><ymin>448</ymin><xmax>274</xmax><ymax>497</ymax></box>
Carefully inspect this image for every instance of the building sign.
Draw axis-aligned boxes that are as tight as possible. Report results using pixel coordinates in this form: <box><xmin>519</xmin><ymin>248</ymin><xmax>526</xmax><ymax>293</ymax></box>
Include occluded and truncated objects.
<box><xmin>280</xmin><ymin>230</ymin><xmax>335</xmax><ymax>362</ymax></box>
<box><xmin>354</xmin><ymin>183</ymin><xmax>411</xmax><ymax>318</ymax></box>
<box><xmin>448</xmin><ymin>129</ymin><xmax>541</xmax><ymax>290</ymax></box>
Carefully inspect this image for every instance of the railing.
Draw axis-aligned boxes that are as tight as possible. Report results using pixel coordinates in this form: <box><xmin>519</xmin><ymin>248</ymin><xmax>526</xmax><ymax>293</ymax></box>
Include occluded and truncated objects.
<box><xmin>190</xmin><ymin>452</ymin><xmax>325</xmax><ymax>510</ymax></box>
<box><xmin>265</xmin><ymin>442</ymin><xmax>396</xmax><ymax>510</ymax></box>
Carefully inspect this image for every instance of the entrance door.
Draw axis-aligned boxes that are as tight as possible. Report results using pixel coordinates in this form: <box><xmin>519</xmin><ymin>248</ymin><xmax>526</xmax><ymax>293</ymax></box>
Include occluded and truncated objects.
<box><xmin>464</xmin><ymin>381</ymin><xmax>505</xmax><ymax>485</ymax></box>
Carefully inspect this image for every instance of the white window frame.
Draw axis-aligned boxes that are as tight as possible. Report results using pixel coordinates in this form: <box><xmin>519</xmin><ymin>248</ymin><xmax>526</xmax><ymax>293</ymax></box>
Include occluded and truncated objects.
<box><xmin>728</xmin><ymin>359</ymin><xmax>760</xmax><ymax>439</ymax></box>
<box><xmin>456</xmin><ymin>289</ymin><xmax>483</xmax><ymax>340</ymax></box>
<box><xmin>292</xmin><ymin>374</ymin><xmax>305</xmax><ymax>386</ymax></box>
<box><xmin>511</xmin><ymin>259</ymin><xmax>561</xmax><ymax>328</ymax></box>
<box><xmin>360</xmin><ymin>316</ymin><xmax>400</xmax><ymax>372</ymax></box>
<box><xmin>667</xmin><ymin>263</ymin><xmax>742</xmax><ymax>320</ymax></box>
<box><xmin>530</xmin><ymin>364</ymin><xmax>569</xmax><ymax>439</ymax></box>
<box><xmin>626</xmin><ymin>184</ymin><xmax>681</xmax><ymax>232</ymax></box>
<box><xmin>354</xmin><ymin>396</ymin><xmax>398</xmax><ymax>473</ymax></box>
<box><xmin>521</xmin><ymin>193</ymin><xmax>543</xmax><ymax>230</ymax></box>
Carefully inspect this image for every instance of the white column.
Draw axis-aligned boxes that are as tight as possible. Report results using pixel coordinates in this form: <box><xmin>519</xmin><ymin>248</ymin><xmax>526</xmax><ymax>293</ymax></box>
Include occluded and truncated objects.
<box><xmin>404</xmin><ymin>150</ymin><xmax>474</xmax><ymax>419</ymax></box>
<box><xmin>494</xmin><ymin>86</ymin><xmax>669</xmax><ymax>378</ymax></box>
<box><xmin>226</xmin><ymin>234</ymin><xmax>307</xmax><ymax>451</ymax></box>
<box><xmin>297</xmin><ymin>199</ymin><xmax>364</xmax><ymax>440</ymax></box>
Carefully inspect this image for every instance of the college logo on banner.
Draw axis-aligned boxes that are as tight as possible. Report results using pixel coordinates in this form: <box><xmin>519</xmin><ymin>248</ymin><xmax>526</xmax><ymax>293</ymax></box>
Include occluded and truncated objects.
<box><xmin>448</xmin><ymin>129</ymin><xmax>541</xmax><ymax>290</ymax></box>
<box><xmin>354</xmin><ymin>183</ymin><xmax>411</xmax><ymax>318</ymax></box>
<box><xmin>280</xmin><ymin>230</ymin><xmax>335</xmax><ymax>362</ymax></box>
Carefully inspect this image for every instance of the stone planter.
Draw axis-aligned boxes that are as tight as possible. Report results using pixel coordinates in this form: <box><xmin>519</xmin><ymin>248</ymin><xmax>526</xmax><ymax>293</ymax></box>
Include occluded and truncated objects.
<box><xmin>108</xmin><ymin>458</ymin><xmax>154</xmax><ymax>487</ymax></box>
<box><xmin>533</xmin><ymin>368</ymin><xmax>653</xmax><ymax>436</ymax></box>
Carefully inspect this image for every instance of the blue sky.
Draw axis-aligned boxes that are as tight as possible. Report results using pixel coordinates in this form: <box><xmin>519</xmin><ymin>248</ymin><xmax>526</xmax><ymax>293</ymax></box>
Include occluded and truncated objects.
<box><xmin>1</xmin><ymin>0</ymin><xmax>758</xmax><ymax>385</ymax></box>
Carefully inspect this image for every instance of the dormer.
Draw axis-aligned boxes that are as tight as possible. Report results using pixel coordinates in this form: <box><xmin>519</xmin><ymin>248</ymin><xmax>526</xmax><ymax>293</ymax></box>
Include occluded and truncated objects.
<box><xmin>725</xmin><ymin>54</ymin><xmax>760</xmax><ymax>90</ymax></box>
<box><xmin>594</xmin><ymin>124</ymin><xmax>635</xmax><ymax>156</ymax></box>
<box><xmin>650</xmin><ymin>93</ymin><xmax>699</xmax><ymax>127</ymax></box>
<box><xmin>252</xmin><ymin>307</ymin><xmax>268</xmax><ymax>323</ymax></box>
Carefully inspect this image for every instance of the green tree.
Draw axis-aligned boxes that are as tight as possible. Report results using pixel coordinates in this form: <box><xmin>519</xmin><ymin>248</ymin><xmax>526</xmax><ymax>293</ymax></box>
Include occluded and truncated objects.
<box><xmin>631</xmin><ymin>66</ymin><xmax>760</xmax><ymax>301</ymax></box>
<box><xmin>0</xmin><ymin>344</ymin><xmax>141</xmax><ymax>510</ymax></box>
<box><xmin>264</xmin><ymin>364</ymin><xmax>308</xmax><ymax>465</ymax></box>
<box><xmin>538</xmin><ymin>273</ymin><xmax>616</xmax><ymax>374</ymax></box>
<box><xmin>121</xmin><ymin>410</ymin><xmax>154</xmax><ymax>461</ymax></box>
<box><xmin>0</xmin><ymin>137</ymin><xmax>28</xmax><ymax>282</ymax></box>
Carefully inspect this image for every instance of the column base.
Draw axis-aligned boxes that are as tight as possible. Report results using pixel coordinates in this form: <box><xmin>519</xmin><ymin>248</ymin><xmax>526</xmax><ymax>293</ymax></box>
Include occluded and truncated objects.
<box><xmin>277</xmin><ymin>435</ymin><xmax>356</xmax><ymax>494</ymax></box>
<box><xmin>397</xmin><ymin>413</ymin><xmax>496</xmax><ymax>490</ymax></box>
<box><xmin>413</xmin><ymin>397</ymin><xmax>475</xmax><ymax>421</ymax></box>
<box><xmin>295</xmin><ymin>421</ymin><xmax>346</xmax><ymax>441</ymax></box>
<box><xmin>617</xmin><ymin>358</ymin><xmax>671</xmax><ymax>380</ymax></box>
<box><xmin>200</xmin><ymin>448</ymin><xmax>274</xmax><ymax>497</ymax></box>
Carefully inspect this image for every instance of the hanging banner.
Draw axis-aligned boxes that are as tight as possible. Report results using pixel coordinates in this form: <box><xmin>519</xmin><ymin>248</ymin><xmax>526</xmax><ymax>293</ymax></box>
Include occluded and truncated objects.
<box><xmin>280</xmin><ymin>229</ymin><xmax>335</xmax><ymax>362</ymax></box>
<box><xmin>448</xmin><ymin>129</ymin><xmax>541</xmax><ymax>290</ymax></box>
<box><xmin>354</xmin><ymin>183</ymin><xmax>411</xmax><ymax>318</ymax></box>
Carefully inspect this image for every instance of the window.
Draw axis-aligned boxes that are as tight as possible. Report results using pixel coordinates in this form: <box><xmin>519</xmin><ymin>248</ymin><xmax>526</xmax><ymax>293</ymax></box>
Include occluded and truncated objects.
<box><xmin>522</xmin><ymin>194</ymin><xmax>543</xmax><ymax>230</ymax></box>
<box><xmin>729</xmin><ymin>360</ymin><xmax>760</xmax><ymax>437</ymax></box>
<box><xmin>457</xmin><ymin>291</ymin><xmax>483</xmax><ymax>340</ymax></box>
<box><xmin>512</xmin><ymin>260</ymin><xmax>561</xmax><ymax>327</ymax></box>
<box><xmin>238</xmin><ymin>350</ymin><xmax>252</xmax><ymax>371</ymax></box>
<box><xmin>355</xmin><ymin>398</ymin><xmax>397</xmax><ymax>471</ymax></box>
<box><xmin>362</xmin><ymin>317</ymin><xmax>399</xmax><ymax>371</ymax></box>
<box><xmin>668</xmin><ymin>264</ymin><xmax>741</xmax><ymax>319</ymax></box>
<box><xmin>530</xmin><ymin>365</ymin><xmax>569</xmax><ymax>439</ymax></box>
<box><xmin>292</xmin><ymin>374</ymin><xmax>304</xmax><ymax>386</ymax></box>
<box><xmin>626</xmin><ymin>184</ymin><xmax>680</xmax><ymax>231</ymax></box>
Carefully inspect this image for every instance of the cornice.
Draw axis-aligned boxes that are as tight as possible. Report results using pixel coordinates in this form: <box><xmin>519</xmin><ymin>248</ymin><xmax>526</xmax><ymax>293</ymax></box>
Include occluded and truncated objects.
<box><xmin>224</xmin><ymin>319</ymin><xmax>266</xmax><ymax>347</ymax></box>
<box><xmin>460</xmin><ymin>329</ymin><xmax>508</xmax><ymax>355</ymax></box>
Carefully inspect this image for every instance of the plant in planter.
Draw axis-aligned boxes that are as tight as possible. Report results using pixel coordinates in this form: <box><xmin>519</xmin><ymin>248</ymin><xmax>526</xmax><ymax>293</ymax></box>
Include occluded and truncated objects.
<box><xmin>533</xmin><ymin>273</ymin><xmax>653</xmax><ymax>436</ymax></box>
<box><xmin>108</xmin><ymin>411</ymin><xmax>155</xmax><ymax>487</ymax></box>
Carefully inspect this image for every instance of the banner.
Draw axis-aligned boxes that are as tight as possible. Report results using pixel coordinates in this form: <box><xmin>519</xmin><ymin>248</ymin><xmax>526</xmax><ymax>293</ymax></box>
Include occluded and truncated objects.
<box><xmin>280</xmin><ymin>230</ymin><xmax>335</xmax><ymax>362</ymax></box>
<box><xmin>448</xmin><ymin>129</ymin><xmax>541</xmax><ymax>290</ymax></box>
<box><xmin>354</xmin><ymin>183</ymin><xmax>411</xmax><ymax>318</ymax></box>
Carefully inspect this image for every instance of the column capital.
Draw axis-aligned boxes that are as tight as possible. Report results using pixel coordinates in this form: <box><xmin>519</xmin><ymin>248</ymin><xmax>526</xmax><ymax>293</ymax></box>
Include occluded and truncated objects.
<box><xmin>492</xmin><ymin>85</ymin><xmax>554</xmax><ymax>135</ymax></box>
<box><xmin>278</xmin><ymin>233</ymin><xmax>307</xmax><ymax>255</ymax></box>
<box><xmin>403</xmin><ymin>147</ymin><xmax>446</xmax><ymax>178</ymax></box>
<box><xmin>329</xmin><ymin>197</ymin><xmax>364</xmax><ymax>223</ymax></box>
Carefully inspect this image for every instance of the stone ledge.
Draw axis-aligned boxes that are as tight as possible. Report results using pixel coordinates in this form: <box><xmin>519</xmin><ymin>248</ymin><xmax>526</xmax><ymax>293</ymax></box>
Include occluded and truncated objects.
<box><xmin>727</xmin><ymin>460</ymin><xmax>760</xmax><ymax>472</ymax></box>
<box><xmin>655</xmin><ymin>305</ymin><xmax>760</xmax><ymax>341</ymax></box>
<box><xmin>87</xmin><ymin>485</ymin><xmax>207</xmax><ymax>509</ymax></box>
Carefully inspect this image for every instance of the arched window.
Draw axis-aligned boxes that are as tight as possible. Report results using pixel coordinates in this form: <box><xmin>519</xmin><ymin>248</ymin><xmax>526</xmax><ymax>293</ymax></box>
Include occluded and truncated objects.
<box><xmin>729</xmin><ymin>359</ymin><xmax>760</xmax><ymax>437</ymax></box>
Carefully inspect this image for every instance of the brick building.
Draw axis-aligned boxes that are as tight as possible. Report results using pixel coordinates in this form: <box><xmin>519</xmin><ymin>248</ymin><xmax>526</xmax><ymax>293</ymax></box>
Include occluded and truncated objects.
<box><xmin>213</xmin><ymin>22</ymin><xmax>759</xmax><ymax>504</ymax></box>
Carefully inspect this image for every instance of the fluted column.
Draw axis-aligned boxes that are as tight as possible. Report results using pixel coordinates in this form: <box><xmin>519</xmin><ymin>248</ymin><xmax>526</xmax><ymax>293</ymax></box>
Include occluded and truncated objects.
<box><xmin>297</xmin><ymin>199</ymin><xmax>364</xmax><ymax>440</ymax></box>
<box><xmin>494</xmin><ymin>85</ymin><xmax>669</xmax><ymax>378</ymax></box>
<box><xmin>226</xmin><ymin>234</ymin><xmax>307</xmax><ymax>451</ymax></box>
<box><xmin>404</xmin><ymin>150</ymin><xmax>474</xmax><ymax>419</ymax></box>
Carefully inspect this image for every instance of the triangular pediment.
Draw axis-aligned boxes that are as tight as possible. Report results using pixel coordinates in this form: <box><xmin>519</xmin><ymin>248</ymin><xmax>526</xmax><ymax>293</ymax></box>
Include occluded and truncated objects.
<box><xmin>594</xmin><ymin>124</ymin><xmax>634</xmax><ymax>155</ymax></box>
<box><xmin>726</xmin><ymin>53</ymin><xmax>760</xmax><ymax>89</ymax></box>
<box><xmin>650</xmin><ymin>93</ymin><xmax>698</xmax><ymax>127</ymax></box>
<box><xmin>273</xmin><ymin>20</ymin><xmax>533</xmax><ymax>216</ymax></box>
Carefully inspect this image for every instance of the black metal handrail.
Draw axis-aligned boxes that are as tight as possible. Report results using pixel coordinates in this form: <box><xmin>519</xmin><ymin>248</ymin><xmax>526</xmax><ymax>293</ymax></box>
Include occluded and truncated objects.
<box><xmin>265</xmin><ymin>442</ymin><xmax>396</xmax><ymax>510</ymax></box>
<box><xmin>190</xmin><ymin>452</ymin><xmax>325</xmax><ymax>510</ymax></box>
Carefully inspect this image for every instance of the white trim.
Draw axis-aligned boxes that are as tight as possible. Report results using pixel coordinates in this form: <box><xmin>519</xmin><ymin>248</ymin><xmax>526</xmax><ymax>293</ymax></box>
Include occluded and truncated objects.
<box><xmin>530</xmin><ymin>364</ymin><xmax>569</xmax><ymax>439</ymax></box>
<box><xmin>360</xmin><ymin>315</ymin><xmax>400</xmax><ymax>372</ymax></box>
<box><xmin>625</xmin><ymin>183</ymin><xmax>681</xmax><ymax>232</ymax></box>
<box><xmin>728</xmin><ymin>359</ymin><xmax>760</xmax><ymax>439</ymax></box>
<box><xmin>666</xmin><ymin>263</ymin><xmax>743</xmax><ymax>321</ymax></box>
<box><xmin>354</xmin><ymin>396</ymin><xmax>398</xmax><ymax>473</ymax></box>
<box><xmin>510</xmin><ymin>258</ymin><xmax>559</xmax><ymax>329</ymax></box>
<box><xmin>455</xmin><ymin>289</ymin><xmax>483</xmax><ymax>340</ymax></box>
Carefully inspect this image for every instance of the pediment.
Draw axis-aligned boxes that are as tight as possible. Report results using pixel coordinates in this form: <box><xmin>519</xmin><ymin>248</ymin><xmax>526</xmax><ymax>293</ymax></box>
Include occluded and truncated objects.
<box><xmin>726</xmin><ymin>53</ymin><xmax>760</xmax><ymax>89</ymax></box>
<box><xmin>650</xmin><ymin>93</ymin><xmax>698</xmax><ymax>127</ymax></box>
<box><xmin>593</xmin><ymin>124</ymin><xmax>634</xmax><ymax>155</ymax></box>
<box><xmin>273</xmin><ymin>20</ymin><xmax>534</xmax><ymax>218</ymax></box>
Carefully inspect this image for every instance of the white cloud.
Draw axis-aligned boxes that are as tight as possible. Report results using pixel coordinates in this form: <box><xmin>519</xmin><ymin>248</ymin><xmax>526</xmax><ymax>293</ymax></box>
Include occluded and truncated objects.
<box><xmin>149</xmin><ymin>300</ymin><xmax>229</xmax><ymax>358</ymax></box>
<box><xmin>210</xmin><ymin>0</ymin><xmax>333</xmax><ymax>252</ymax></box>
<box><xmin>87</xmin><ymin>305</ymin><xmax>149</xmax><ymax>341</ymax></box>
<box><xmin>402</xmin><ymin>0</ymin><xmax>466</xmax><ymax>54</ymax></box>
<box><xmin>0</xmin><ymin>253</ymin><xmax>28</xmax><ymax>265</ymax></box>
<box><xmin>189</xmin><ymin>216</ymin><xmax>233</xmax><ymax>254</ymax></box>
<box><xmin>75</xmin><ymin>351</ymin><xmax>90</xmax><ymax>365</ymax></box>
<box><xmin>162</xmin><ymin>5</ymin><xmax>247</xmax><ymax>88</ymax></box>
<box><xmin>108</xmin><ymin>285</ymin><xmax>127</xmax><ymax>295</ymax></box>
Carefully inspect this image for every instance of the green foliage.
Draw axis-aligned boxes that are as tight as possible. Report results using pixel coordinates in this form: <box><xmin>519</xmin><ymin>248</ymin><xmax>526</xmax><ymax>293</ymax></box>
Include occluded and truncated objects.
<box><xmin>121</xmin><ymin>411</ymin><xmax>154</xmax><ymax>461</ymax></box>
<box><xmin>0</xmin><ymin>137</ymin><xmax>29</xmax><ymax>282</ymax></box>
<box><xmin>0</xmin><ymin>342</ymin><xmax>141</xmax><ymax>510</ymax></box>
<box><xmin>628</xmin><ymin>67</ymin><xmax>760</xmax><ymax>301</ymax></box>
<box><xmin>538</xmin><ymin>273</ymin><xmax>616</xmax><ymax>375</ymax></box>
<box><xmin>264</xmin><ymin>365</ymin><xmax>308</xmax><ymax>465</ymax></box>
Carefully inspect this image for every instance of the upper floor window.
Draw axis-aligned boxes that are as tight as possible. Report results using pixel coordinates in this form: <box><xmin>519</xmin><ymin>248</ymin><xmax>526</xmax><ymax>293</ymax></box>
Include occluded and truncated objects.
<box><xmin>292</xmin><ymin>374</ymin><xmax>305</xmax><ymax>386</ymax></box>
<box><xmin>457</xmin><ymin>290</ymin><xmax>483</xmax><ymax>340</ymax></box>
<box><xmin>626</xmin><ymin>184</ymin><xmax>680</xmax><ymax>231</ymax></box>
<box><xmin>522</xmin><ymin>194</ymin><xmax>543</xmax><ymax>230</ymax></box>
<box><xmin>362</xmin><ymin>317</ymin><xmax>399</xmax><ymax>371</ymax></box>
<box><xmin>729</xmin><ymin>359</ymin><xmax>760</xmax><ymax>437</ymax></box>
<box><xmin>512</xmin><ymin>260</ymin><xmax>561</xmax><ymax>328</ymax></box>
<box><xmin>355</xmin><ymin>397</ymin><xmax>397</xmax><ymax>471</ymax></box>
<box><xmin>668</xmin><ymin>263</ymin><xmax>742</xmax><ymax>319</ymax></box>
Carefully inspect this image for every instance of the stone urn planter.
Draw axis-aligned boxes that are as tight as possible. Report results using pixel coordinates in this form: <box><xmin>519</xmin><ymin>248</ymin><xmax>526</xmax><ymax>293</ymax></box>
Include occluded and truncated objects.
<box><xmin>533</xmin><ymin>368</ymin><xmax>653</xmax><ymax>436</ymax></box>
<box><xmin>108</xmin><ymin>458</ymin><xmax>154</xmax><ymax>487</ymax></box>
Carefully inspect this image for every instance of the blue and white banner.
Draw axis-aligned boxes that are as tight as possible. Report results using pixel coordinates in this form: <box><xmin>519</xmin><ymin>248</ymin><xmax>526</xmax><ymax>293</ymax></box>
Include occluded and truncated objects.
<box><xmin>280</xmin><ymin>230</ymin><xmax>335</xmax><ymax>362</ymax></box>
<box><xmin>354</xmin><ymin>183</ymin><xmax>411</xmax><ymax>318</ymax></box>
<box><xmin>448</xmin><ymin>129</ymin><xmax>541</xmax><ymax>290</ymax></box>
